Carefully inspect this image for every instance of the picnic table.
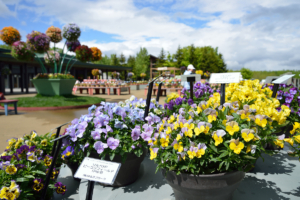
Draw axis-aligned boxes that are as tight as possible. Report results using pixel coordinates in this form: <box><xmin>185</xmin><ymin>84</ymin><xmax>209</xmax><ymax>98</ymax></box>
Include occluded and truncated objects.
<box><xmin>73</xmin><ymin>87</ymin><xmax>131</xmax><ymax>96</ymax></box>
<box><xmin>144</xmin><ymin>87</ymin><xmax>183</xmax><ymax>96</ymax></box>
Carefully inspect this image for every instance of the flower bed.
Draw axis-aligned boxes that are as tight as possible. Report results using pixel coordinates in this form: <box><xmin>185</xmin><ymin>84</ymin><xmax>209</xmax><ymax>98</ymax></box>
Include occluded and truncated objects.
<box><xmin>0</xmin><ymin>131</ymin><xmax>66</xmax><ymax>200</ymax></box>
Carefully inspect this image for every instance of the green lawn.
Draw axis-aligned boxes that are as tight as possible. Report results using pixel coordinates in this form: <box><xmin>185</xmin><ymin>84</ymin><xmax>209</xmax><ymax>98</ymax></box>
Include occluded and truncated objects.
<box><xmin>6</xmin><ymin>95</ymin><xmax>105</xmax><ymax>107</ymax></box>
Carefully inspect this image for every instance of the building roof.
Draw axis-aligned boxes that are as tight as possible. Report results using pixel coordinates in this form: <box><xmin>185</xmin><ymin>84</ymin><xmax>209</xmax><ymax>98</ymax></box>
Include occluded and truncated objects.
<box><xmin>0</xmin><ymin>48</ymin><xmax>131</xmax><ymax>71</ymax></box>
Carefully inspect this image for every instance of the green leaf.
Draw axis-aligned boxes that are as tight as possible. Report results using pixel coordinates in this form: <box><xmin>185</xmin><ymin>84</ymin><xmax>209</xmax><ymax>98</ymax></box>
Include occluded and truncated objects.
<box><xmin>243</xmin><ymin>155</ymin><xmax>257</xmax><ymax>160</ymax></box>
<box><xmin>225</xmin><ymin>161</ymin><xmax>230</xmax><ymax>170</ymax></box>
<box><xmin>24</xmin><ymin>175</ymin><xmax>35</xmax><ymax>179</ymax></box>
<box><xmin>219</xmin><ymin>161</ymin><xmax>225</xmax><ymax>170</ymax></box>
<box><xmin>109</xmin><ymin>152</ymin><xmax>115</xmax><ymax>161</ymax></box>
<box><xmin>32</xmin><ymin>170</ymin><xmax>46</xmax><ymax>175</ymax></box>
<box><xmin>218</xmin><ymin>151</ymin><xmax>228</xmax><ymax>159</ymax></box>
<box><xmin>209</xmin><ymin>144</ymin><xmax>218</xmax><ymax>153</ymax></box>
<box><xmin>16</xmin><ymin>178</ymin><xmax>29</xmax><ymax>182</ymax></box>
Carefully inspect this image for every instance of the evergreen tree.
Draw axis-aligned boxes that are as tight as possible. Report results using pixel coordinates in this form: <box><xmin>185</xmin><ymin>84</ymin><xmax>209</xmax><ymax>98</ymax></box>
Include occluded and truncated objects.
<box><xmin>174</xmin><ymin>45</ymin><xmax>227</xmax><ymax>73</ymax></box>
<box><xmin>135</xmin><ymin>47</ymin><xmax>150</xmax><ymax>79</ymax></box>
<box><xmin>174</xmin><ymin>45</ymin><xmax>183</xmax><ymax>68</ymax></box>
<box><xmin>157</xmin><ymin>48</ymin><xmax>166</xmax><ymax>67</ymax></box>
<box><xmin>110</xmin><ymin>54</ymin><xmax>120</xmax><ymax>66</ymax></box>
<box><xmin>188</xmin><ymin>44</ymin><xmax>196</xmax><ymax>67</ymax></box>
<box><xmin>119</xmin><ymin>53</ymin><xmax>126</xmax><ymax>65</ymax></box>
<box><xmin>93</xmin><ymin>55</ymin><xmax>111</xmax><ymax>65</ymax></box>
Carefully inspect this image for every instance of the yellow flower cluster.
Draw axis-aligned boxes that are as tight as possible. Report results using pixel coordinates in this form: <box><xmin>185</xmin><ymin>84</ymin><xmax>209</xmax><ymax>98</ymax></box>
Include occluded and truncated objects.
<box><xmin>207</xmin><ymin>80</ymin><xmax>290</xmax><ymax>125</ymax></box>
<box><xmin>196</xmin><ymin>70</ymin><xmax>203</xmax><ymax>75</ymax></box>
<box><xmin>166</xmin><ymin>92</ymin><xmax>180</xmax><ymax>103</ymax></box>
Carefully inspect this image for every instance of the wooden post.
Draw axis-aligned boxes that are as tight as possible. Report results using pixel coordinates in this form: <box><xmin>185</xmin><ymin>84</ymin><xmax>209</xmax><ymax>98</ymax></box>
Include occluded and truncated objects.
<box><xmin>272</xmin><ymin>84</ymin><xmax>279</xmax><ymax>98</ymax></box>
<box><xmin>187</xmin><ymin>77</ymin><xmax>195</xmax><ymax>101</ymax></box>
<box><xmin>20</xmin><ymin>65</ymin><xmax>24</xmax><ymax>93</ymax></box>
<box><xmin>156</xmin><ymin>82</ymin><xmax>163</xmax><ymax>102</ymax></box>
<box><xmin>106</xmin><ymin>70</ymin><xmax>108</xmax><ymax>80</ymax></box>
<box><xmin>144</xmin><ymin>81</ymin><xmax>154</xmax><ymax>120</ymax></box>
<box><xmin>220</xmin><ymin>84</ymin><xmax>225</xmax><ymax>105</ymax></box>
<box><xmin>24</xmin><ymin>64</ymin><xmax>29</xmax><ymax>94</ymax></box>
<box><xmin>0</xmin><ymin>63</ymin><xmax>5</xmax><ymax>94</ymax></box>
<box><xmin>9</xmin><ymin>64</ymin><xmax>13</xmax><ymax>94</ymax></box>
<box><xmin>84</xmin><ymin>69</ymin><xmax>87</xmax><ymax>79</ymax></box>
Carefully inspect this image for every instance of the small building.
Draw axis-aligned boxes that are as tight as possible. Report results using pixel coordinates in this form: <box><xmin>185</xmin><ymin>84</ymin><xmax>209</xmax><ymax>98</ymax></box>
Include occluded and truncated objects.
<box><xmin>0</xmin><ymin>48</ymin><xmax>131</xmax><ymax>94</ymax></box>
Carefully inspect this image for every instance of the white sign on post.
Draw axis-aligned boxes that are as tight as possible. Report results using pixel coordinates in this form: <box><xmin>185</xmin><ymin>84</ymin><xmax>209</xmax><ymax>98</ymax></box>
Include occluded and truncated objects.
<box><xmin>181</xmin><ymin>74</ymin><xmax>201</xmax><ymax>82</ymax></box>
<box><xmin>209</xmin><ymin>72</ymin><xmax>241</xmax><ymax>84</ymax></box>
<box><xmin>74</xmin><ymin>157</ymin><xmax>121</xmax><ymax>185</ymax></box>
<box><xmin>272</xmin><ymin>75</ymin><xmax>295</xmax><ymax>84</ymax></box>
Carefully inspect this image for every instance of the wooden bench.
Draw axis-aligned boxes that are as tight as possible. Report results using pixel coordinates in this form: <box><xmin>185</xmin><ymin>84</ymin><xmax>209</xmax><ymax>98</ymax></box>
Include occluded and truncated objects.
<box><xmin>0</xmin><ymin>94</ymin><xmax>19</xmax><ymax>116</ymax></box>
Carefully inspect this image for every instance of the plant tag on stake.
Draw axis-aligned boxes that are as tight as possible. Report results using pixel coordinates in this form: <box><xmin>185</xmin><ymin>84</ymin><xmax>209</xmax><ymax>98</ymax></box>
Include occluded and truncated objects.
<box><xmin>272</xmin><ymin>75</ymin><xmax>295</xmax><ymax>84</ymax></box>
<box><xmin>209</xmin><ymin>72</ymin><xmax>241</xmax><ymax>84</ymax></box>
<box><xmin>74</xmin><ymin>157</ymin><xmax>121</xmax><ymax>185</ymax></box>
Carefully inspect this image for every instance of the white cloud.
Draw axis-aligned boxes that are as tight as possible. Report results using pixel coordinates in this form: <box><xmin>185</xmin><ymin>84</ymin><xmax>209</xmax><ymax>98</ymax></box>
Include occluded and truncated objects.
<box><xmin>3</xmin><ymin>0</ymin><xmax>300</xmax><ymax>70</ymax></box>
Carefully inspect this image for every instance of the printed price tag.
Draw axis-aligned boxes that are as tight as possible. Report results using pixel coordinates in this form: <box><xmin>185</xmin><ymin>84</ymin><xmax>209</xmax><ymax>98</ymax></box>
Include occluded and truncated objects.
<box><xmin>272</xmin><ymin>75</ymin><xmax>295</xmax><ymax>84</ymax></box>
<box><xmin>74</xmin><ymin>157</ymin><xmax>121</xmax><ymax>185</ymax></box>
<box><xmin>209</xmin><ymin>72</ymin><xmax>241</xmax><ymax>84</ymax></box>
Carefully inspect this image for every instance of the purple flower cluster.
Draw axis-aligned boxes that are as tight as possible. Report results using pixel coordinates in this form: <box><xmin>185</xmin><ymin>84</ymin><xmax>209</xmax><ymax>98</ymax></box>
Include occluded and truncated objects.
<box><xmin>265</xmin><ymin>83</ymin><xmax>300</xmax><ymax>117</ymax></box>
<box><xmin>164</xmin><ymin>81</ymin><xmax>216</xmax><ymax>114</ymax></box>
<box><xmin>62</xmin><ymin>23</ymin><xmax>81</xmax><ymax>41</ymax></box>
<box><xmin>63</xmin><ymin>101</ymin><xmax>161</xmax><ymax>158</ymax></box>
<box><xmin>66</xmin><ymin>40</ymin><xmax>81</xmax><ymax>52</ymax></box>
<box><xmin>26</xmin><ymin>31</ymin><xmax>50</xmax><ymax>53</ymax></box>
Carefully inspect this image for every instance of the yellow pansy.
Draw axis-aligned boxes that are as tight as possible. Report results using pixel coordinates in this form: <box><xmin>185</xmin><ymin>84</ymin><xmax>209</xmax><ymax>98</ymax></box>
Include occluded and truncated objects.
<box><xmin>229</xmin><ymin>139</ymin><xmax>244</xmax><ymax>154</ymax></box>
<box><xmin>196</xmin><ymin>149</ymin><xmax>205</xmax><ymax>158</ymax></box>
<box><xmin>41</xmin><ymin>139</ymin><xmax>48</xmax><ymax>146</ymax></box>
<box><xmin>293</xmin><ymin>135</ymin><xmax>300</xmax><ymax>143</ymax></box>
<box><xmin>185</xmin><ymin>129</ymin><xmax>193</xmax><ymax>138</ymax></box>
<box><xmin>241</xmin><ymin>129</ymin><xmax>255</xmax><ymax>142</ymax></box>
<box><xmin>187</xmin><ymin>150</ymin><xmax>196</xmax><ymax>159</ymax></box>
<box><xmin>222</xmin><ymin>120</ymin><xmax>227</xmax><ymax>126</ymax></box>
<box><xmin>208</xmin><ymin>115</ymin><xmax>216</xmax><ymax>123</ymax></box>
<box><xmin>197</xmin><ymin>106</ymin><xmax>202</xmax><ymax>114</ymax></box>
<box><xmin>226</xmin><ymin>121</ymin><xmax>239</xmax><ymax>136</ymax></box>
<box><xmin>174</xmin><ymin>122</ymin><xmax>179</xmax><ymax>130</ymax></box>
<box><xmin>255</xmin><ymin>116</ymin><xmax>268</xmax><ymax>128</ymax></box>
<box><xmin>274</xmin><ymin>139</ymin><xmax>284</xmax><ymax>148</ymax></box>
<box><xmin>212</xmin><ymin>134</ymin><xmax>223</xmax><ymax>146</ymax></box>
<box><xmin>284</xmin><ymin>138</ymin><xmax>294</xmax><ymax>146</ymax></box>
<box><xmin>176</xmin><ymin>134</ymin><xmax>182</xmax><ymax>141</ymax></box>
<box><xmin>160</xmin><ymin>138</ymin><xmax>169</xmax><ymax>147</ymax></box>
<box><xmin>174</xmin><ymin>142</ymin><xmax>184</xmax><ymax>152</ymax></box>
<box><xmin>166</xmin><ymin>127</ymin><xmax>172</xmax><ymax>134</ymax></box>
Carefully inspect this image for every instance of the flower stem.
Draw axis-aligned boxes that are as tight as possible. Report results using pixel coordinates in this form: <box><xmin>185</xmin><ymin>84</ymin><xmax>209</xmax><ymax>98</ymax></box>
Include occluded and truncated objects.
<box><xmin>35</xmin><ymin>53</ymin><xmax>47</xmax><ymax>73</ymax></box>
<box><xmin>59</xmin><ymin>46</ymin><xmax>71</xmax><ymax>74</ymax></box>
<box><xmin>67</xmin><ymin>60</ymin><xmax>77</xmax><ymax>73</ymax></box>
<box><xmin>65</xmin><ymin>55</ymin><xmax>76</xmax><ymax>74</ymax></box>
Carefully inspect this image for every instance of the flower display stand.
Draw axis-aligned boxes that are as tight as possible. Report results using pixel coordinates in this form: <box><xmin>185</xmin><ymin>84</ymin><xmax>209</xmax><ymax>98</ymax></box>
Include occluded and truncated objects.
<box><xmin>32</xmin><ymin>79</ymin><xmax>76</xmax><ymax>96</ymax></box>
<box><xmin>76</xmin><ymin>148</ymin><xmax>300</xmax><ymax>200</ymax></box>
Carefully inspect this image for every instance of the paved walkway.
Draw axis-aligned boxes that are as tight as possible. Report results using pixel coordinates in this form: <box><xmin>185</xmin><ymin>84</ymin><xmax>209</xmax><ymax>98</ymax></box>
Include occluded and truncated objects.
<box><xmin>0</xmin><ymin>90</ymin><xmax>167</xmax><ymax>151</ymax></box>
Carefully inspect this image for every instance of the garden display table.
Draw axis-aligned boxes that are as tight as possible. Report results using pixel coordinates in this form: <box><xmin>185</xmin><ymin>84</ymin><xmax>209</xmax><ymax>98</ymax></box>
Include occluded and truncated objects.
<box><xmin>144</xmin><ymin>87</ymin><xmax>183</xmax><ymax>96</ymax></box>
<box><xmin>73</xmin><ymin>86</ymin><xmax>130</xmax><ymax>96</ymax></box>
<box><xmin>107</xmin><ymin>87</ymin><xmax>130</xmax><ymax>96</ymax></box>
<box><xmin>53</xmin><ymin>147</ymin><xmax>300</xmax><ymax>200</ymax></box>
<box><xmin>0</xmin><ymin>99</ymin><xmax>18</xmax><ymax>116</ymax></box>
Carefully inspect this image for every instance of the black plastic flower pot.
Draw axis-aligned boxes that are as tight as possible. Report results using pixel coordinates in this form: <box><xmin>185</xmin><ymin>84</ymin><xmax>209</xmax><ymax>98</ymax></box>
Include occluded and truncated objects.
<box><xmin>89</xmin><ymin>148</ymin><xmax>147</xmax><ymax>187</ymax></box>
<box><xmin>162</xmin><ymin>169</ymin><xmax>245</xmax><ymax>200</ymax></box>
<box><xmin>66</xmin><ymin>162</ymin><xmax>81</xmax><ymax>182</ymax></box>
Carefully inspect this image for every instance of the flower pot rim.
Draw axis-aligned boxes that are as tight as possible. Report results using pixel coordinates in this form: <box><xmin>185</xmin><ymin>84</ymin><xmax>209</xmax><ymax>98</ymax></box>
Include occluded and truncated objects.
<box><xmin>163</xmin><ymin>169</ymin><xmax>242</xmax><ymax>178</ymax></box>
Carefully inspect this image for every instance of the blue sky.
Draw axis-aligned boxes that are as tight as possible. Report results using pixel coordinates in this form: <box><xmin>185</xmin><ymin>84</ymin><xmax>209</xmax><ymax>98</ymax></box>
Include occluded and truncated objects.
<box><xmin>1</xmin><ymin>0</ymin><xmax>300</xmax><ymax>70</ymax></box>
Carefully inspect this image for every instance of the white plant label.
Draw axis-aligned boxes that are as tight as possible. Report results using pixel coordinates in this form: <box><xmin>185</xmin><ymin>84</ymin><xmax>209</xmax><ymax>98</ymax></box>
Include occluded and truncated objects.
<box><xmin>209</xmin><ymin>72</ymin><xmax>241</xmax><ymax>84</ymax></box>
<box><xmin>74</xmin><ymin>157</ymin><xmax>121</xmax><ymax>184</ymax></box>
<box><xmin>272</xmin><ymin>75</ymin><xmax>295</xmax><ymax>84</ymax></box>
